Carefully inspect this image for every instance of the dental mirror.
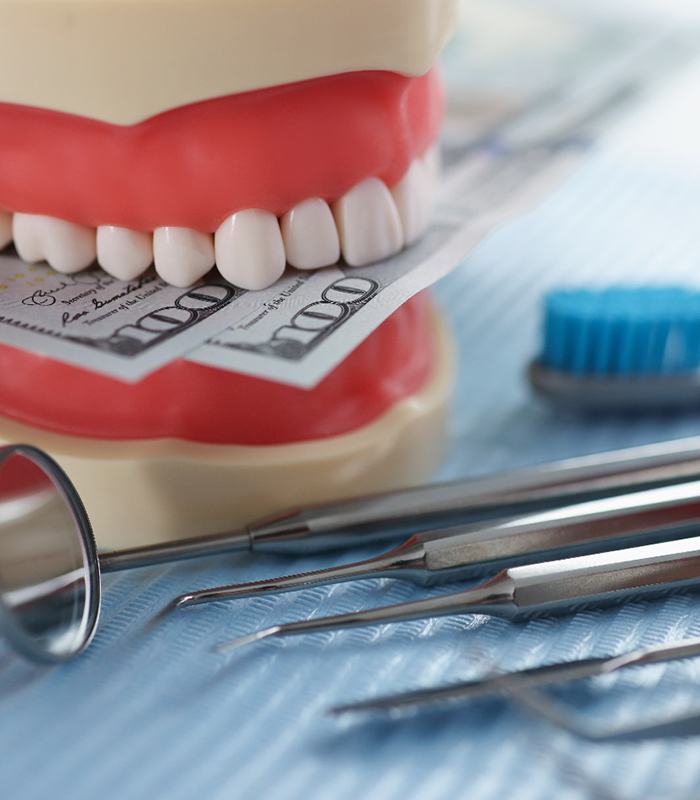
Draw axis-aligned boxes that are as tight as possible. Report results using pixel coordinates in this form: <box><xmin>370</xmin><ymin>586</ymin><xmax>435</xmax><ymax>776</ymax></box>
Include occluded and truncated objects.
<box><xmin>0</xmin><ymin>443</ymin><xmax>255</xmax><ymax>665</ymax></box>
<box><xmin>0</xmin><ymin>444</ymin><xmax>99</xmax><ymax>663</ymax></box>
<box><xmin>8</xmin><ymin>434</ymin><xmax>700</xmax><ymax>665</ymax></box>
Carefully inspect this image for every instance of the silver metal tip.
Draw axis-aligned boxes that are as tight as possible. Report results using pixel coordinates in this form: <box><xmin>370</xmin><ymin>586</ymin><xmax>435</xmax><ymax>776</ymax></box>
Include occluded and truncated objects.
<box><xmin>327</xmin><ymin>703</ymin><xmax>364</xmax><ymax>717</ymax></box>
<box><xmin>328</xmin><ymin>699</ymin><xmax>405</xmax><ymax>717</ymax></box>
<box><xmin>146</xmin><ymin>598</ymin><xmax>182</xmax><ymax>630</ymax></box>
<box><xmin>172</xmin><ymin>593</ymin><xmax>197</xmax><ymax>610</ymax></box>
<box><xmin>213</xmin><ymin>626</ymin><xmax>282</xmax><ymax>654</ymax></box>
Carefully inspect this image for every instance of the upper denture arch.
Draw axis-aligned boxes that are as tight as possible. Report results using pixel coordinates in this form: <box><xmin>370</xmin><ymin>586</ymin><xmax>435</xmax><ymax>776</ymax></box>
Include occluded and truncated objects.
<box><xmin>0</xmin><ymin>0</ymin><xmax>457</xmax><ymax>124</ymax></box>
<box><xmin>0</xmin><ymin>70</ymin><xmax>443</xmax><ymax>234</ymax></box>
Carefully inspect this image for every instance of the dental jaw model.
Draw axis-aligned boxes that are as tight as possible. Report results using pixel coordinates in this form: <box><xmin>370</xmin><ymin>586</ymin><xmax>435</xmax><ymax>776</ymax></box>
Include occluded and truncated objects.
<box><xmin>0</xmin><ymin>293</ymin><xmax>453</xmax><ymax>547</ymax></box>
<box><xmin>0</xmin><ymin>0</ymin><xmax>455</xmax><ymax>288</ymax></box>
<box><xmin>0</xmin><ymin>0</ymin><xmax>456</xmax><ymax>547</ymax></box>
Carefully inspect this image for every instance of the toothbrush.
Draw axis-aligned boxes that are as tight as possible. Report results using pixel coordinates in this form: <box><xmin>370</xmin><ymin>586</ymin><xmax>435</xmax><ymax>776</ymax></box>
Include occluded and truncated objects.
<box><xmin>530</xmin><ymin>286</ymin><xmax>700</xmax><ymax>409</ymax></box>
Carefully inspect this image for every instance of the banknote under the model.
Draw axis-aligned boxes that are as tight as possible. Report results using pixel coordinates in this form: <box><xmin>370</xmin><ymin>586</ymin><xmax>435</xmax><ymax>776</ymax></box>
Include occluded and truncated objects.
<box><xmin>0</xmin><ymin>3</ymin><xmax>695</xmax><ymax>386</ymax></box>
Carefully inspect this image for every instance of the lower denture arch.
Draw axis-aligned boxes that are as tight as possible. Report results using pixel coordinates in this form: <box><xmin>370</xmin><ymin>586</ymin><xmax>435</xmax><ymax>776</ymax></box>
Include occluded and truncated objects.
<box><xmin>0</xmin><ymin>293</ymin><xmax>434</xmax><ymax>445</ymax></box>
<box><xmin>0</xmin><ymin>69</ymin><xmax>443</xmax><ymax>232</ymax></box>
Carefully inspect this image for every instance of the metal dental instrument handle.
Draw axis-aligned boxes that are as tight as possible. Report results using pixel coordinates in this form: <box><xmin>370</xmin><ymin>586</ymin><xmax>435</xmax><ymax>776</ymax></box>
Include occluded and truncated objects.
<box><xmin>214</xmin><ymin>497</ymin><xmax>700</xmax><ymax>652</ymax></box>
<box><xmin>334</xmin><ymin>635</ymin><xmax>700</xmax><ymax>742</ymax></box>
<box><xmin>330</xmin><ymin>636</ymin><xmax>700</xmax><ymax>717</ymax></box>
<box><xmin>7</xmin><ymin>438</ymin><xmax>700</xmax><ymax>666</ymax></box>
<box><xmin>175</xmin><ymin>478</ymin><xmax>700</xmax><ymax>609</ymax></box>
<box><xmin>14</xmin><ymin>432</ymin><xmax>700</xmax><ymax>580</ymax></box>
<box><xmin>107</xmin><ymin>435</ymin><xmax>700</xmax><ymax>568</ymax></box>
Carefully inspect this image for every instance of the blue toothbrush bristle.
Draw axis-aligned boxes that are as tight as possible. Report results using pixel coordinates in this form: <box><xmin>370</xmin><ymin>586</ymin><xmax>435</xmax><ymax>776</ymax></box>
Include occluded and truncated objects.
<box><xmin>541</xmin><ymin>287</ymin><xmax>700</xmax><ymax>376</ymax></box>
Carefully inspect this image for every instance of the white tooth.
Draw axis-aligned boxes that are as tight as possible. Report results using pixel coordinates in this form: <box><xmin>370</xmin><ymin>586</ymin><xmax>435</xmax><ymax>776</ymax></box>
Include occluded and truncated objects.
<box><xmin>281</xmin><ymin>198</ymin><xmax>340</xmax><ymax>270</ymax></box>
<box><xmin>391</xmin><ymin>159</ymin><xmax>433</xmax><ymax>246</ymax></box>
<box><xmin>13</xmin><ymin>213</ymin><xmax>96</xmax><ymax>273</ymax></box>
<box><xmin>97</xmin><ymin>226</ymin><xmax>153</xmax><ymax>280</ymax></box>
<box><xmin>333</xmin><ymin>178</ymin><xmax>404</xmax><ymax>267</ymax></box>
<box><xmin>0</xmin><ymin>212</ymin><xmax>12</xmax><ymax>249</ymax></box>
<box><xmin>215</xmin><ymin>210</ymin><xmax>286</xmax><ymax>290</ymax></box>
<box><xmin>153</xmin><ymin>227</ymin><xmax>215</xmax><ymax>287</ymax></box>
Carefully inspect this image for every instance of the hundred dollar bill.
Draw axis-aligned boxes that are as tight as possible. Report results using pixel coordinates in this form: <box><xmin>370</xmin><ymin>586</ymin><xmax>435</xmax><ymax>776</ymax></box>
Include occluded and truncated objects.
<box><xmin>186</xmin><ymin>150</ymin><xmax>578</xmax><ymax>388</ymax></box>
<box><xmin>0</xmin><ymin>264</ymin><xmax>245</xmax><ymax>381</ymax></box>
<box><xmin>0</xmin><ymin>3</ymin><xmax>695</xmax><ymax>386</ymax></box>
<box><xmin>186</xmin><ymin>19</ymin><xmax>699</xmax><ymax>388</ymax></box>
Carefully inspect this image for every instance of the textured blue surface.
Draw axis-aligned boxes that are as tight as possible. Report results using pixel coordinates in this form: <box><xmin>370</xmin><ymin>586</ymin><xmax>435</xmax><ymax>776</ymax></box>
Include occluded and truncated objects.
<box><xmin>543</xmin><ymin>287</ymin><xmax>700</xmax><ymax>375</ymax></box>
<box><xmin>6</xmin><ymin>138</ymin><xmax>700</xmax><ymax>800</ymax></box>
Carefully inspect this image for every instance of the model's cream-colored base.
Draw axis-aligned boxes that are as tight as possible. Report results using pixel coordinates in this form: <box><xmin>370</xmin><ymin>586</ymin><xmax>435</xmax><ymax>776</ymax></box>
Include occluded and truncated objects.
<box><xmin>0</xmin><ymin>0</ymin><xmax>458</xmax><ymax>123</ymax></box>
<box><xmin>0</xmin><ymin>308</ymin><xmax>453</xmax><ymax>548</ymax></box>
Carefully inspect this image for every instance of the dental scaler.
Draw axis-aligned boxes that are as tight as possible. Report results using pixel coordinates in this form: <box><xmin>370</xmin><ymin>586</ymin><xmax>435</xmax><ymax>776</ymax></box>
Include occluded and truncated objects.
<box><xmin>214</xmin><ymin>485</ymin><xmax>700</xmax><ymax>653</ymax></box>
<box><xmin>173</xmin><ymin>478</ymin><xmax>700</xmax><ymax>609</ymax></box>
<box><xmin>7</xmin><ymin>438</ymin><xmax>700</xmax><ymax>663</ymax></box>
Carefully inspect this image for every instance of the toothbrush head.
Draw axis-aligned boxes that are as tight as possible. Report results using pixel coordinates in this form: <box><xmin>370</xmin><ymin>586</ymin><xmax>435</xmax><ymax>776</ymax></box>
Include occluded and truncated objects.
<box><xmin>530</xmin><ymin>286</ymin><xmax>700</xmax><ymax>410</ymax></box>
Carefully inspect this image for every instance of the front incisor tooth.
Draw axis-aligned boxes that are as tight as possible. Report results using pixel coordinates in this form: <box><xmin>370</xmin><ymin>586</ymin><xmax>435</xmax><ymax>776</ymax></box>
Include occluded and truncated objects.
<box><xmin>392</xmin><ymin>159</ymin><xmax>433</xmax><ymax>246</ymax></box>
<box><xmin>97</xmin><ymin>226</ymin><xmax>153</xmax><ymax>281</ymax></box>
<box><xmin>13</xmin><ymin>213</ymin><xmax>96</xmax><ymax>274</ymax></box>
<box><xmin>0</xmin><ymin>212</ymin><xmax>12</xmax><ymax>249</ymax></box>
<box><xmin>333</xmin><ymin>178</ymin><xmax>404</xmax><ymax>267</ymax></box>
<box><xmin>215</xmin><ymin>210</ymin><xmax>286</xmax><ymax>290</ymax></box>
<box><xmin>154</xmin><ymin>227</ymin><xmax>215</xmax><ymax>287</ymax></box>
<box><xmin>281</xmin><ymin>198</ymin><xmax>340</xmax><ymax>270</ymax></box>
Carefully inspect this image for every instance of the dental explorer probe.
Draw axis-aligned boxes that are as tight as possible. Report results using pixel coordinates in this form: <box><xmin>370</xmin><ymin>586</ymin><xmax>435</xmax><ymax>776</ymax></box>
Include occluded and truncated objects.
<box><xmin>8</xmin><ymin>437</ymin><xmax>700</xmax><ymax>665</ymax></box>
<box><xmin>330</xmin><ymin>636</ymin><xmax>700</xmax><ymax>717</ymax></box>
<box><xmin>175</xmin><ymin>478</ymin><xmax>700</xmax><ymax>608</ymax></box>
<box><xmin>214</xmin><ymin>528</ymin><xmax>700</xmax><ymax>653</ymax></box>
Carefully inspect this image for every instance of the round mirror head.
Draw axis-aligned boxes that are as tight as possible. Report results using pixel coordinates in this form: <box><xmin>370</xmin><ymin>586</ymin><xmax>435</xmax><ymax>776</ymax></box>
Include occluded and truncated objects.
<box><xmin>0</xmin><ymin>445</ymin><xmax>99</xmax><ymax>663</ymax></box>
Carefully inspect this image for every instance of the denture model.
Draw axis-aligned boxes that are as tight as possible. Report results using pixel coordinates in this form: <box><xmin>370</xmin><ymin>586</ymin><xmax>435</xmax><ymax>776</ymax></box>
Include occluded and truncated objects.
<box><xmin>0</xmin><ymin>0</ymin><xmax>456</xmax><ymax>290</ymax></box>
<box><xmin>0</xmin><ymin>292</ymin><xmax>453</xmax><ymax>546</ymax></box>
<box><xmin>0</xmin><ymin>0</ymin><xmax>456</xmax><ymax>546</ymax></box>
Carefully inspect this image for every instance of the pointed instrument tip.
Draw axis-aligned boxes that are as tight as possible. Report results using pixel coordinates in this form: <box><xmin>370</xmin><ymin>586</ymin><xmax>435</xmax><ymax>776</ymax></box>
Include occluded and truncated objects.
<box><xmin>147</xmin><ymin>593</ymin><xmax>203</xmax><ymax>631</ymax></box>
<box><xmin>170</xmin><ymin>586</ymin><xmax>262</xmax><ymax>610</ymax></box>
<box><xmin>212</xmin><ymin>625</ymin><xmax>282</xmax><ymax>654</ymax></box>
<box><xmin>144</xmin><ymin>597</ymin><xmax>184</xmax><ymax>632</ymax></box>
<box><xmin>172</xmin><ymin>592</ymin><xmax>198</xmax><ymax>610</ymax></box>
<box><xmin>327</xmin><ymin>702</ymin><xmax>367</xmax><ymax>717</ymax></box>
<box><xmin>327</xmin><ymin>698</ymin><xmax>408</xmax><ymax>717</ymax></box>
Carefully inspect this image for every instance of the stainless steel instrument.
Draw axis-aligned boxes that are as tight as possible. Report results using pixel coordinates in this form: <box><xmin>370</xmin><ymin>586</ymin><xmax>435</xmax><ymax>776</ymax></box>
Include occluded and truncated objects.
<box><xmin>330</xmin><ymin>636</ymin><xmax>700</xmax><ymax>717</ymax></box>
<box><xmin>174</xmin><ymin>479</ymin><xmax>700</xmax><ymax>609</ymax></box>
<box><xmin>7</xmin><ymin>436</ymin><xmax>700</xmax><ymax>663</ymax></box>
<box><xmin>213</xmin><ymin>492</ymin><xmax>700</xmax><ymax>652</ymax></box>
<box><xmin>96</xmin><ymin>433</ymin><xmax>700</xmax><ymax>567</ymax></box>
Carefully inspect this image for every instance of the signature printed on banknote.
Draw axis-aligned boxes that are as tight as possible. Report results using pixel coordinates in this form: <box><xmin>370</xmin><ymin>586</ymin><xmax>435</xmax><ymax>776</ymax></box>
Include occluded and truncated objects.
<box><xmin>0</xmin><ymin>261</ymin><xmax>244</xmax><ymax>380</ymax></box>
<box><xmin>0</xmin><ymin>10</ymin><xmax>695</xmax><ymax>386</ymax></box>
